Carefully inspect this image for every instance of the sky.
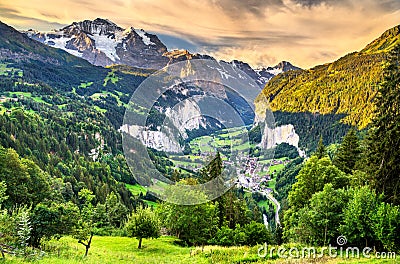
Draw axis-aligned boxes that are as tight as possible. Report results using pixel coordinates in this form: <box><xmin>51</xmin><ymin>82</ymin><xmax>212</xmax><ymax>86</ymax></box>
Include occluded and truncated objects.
<box><xmin>1</xmin><ymin>0</ymin><xmax>400</xmax><ymax>69</ymax></box>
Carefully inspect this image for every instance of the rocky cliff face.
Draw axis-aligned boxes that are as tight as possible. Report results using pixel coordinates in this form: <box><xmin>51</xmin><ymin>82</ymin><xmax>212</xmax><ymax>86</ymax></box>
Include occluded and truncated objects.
<box><xmin>164</xmin><ymin>99</ymin><xmax>208</xmax><ymax>139</ymax></box>
<box><xmin>120</xmin><ymin>124</ymin><xmax>182</xmax><ymax>152</ymax></box>
<box><xmin>223</xmin><ymin>60</ymin><xmax>301</xmax><ymax>87</ymax></box>
<box><xmin>261</xmin><ymin>124</ymin><xmax>306</xmax><ymax>157</ymax></box>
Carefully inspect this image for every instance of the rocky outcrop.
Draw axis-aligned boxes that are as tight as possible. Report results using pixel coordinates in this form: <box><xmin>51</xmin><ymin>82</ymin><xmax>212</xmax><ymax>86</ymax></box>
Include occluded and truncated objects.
<box><xmin>261</xmin><ymin>124</ymin><xmax>306</xmax><ymax>157</ymax></box>
<box><xmin>119</xmin><ymin>124</ymin><xmax>182</xmax><ymax>152</ymax></box>
<box><xmin>164</xmin><ymin>99</ymin><xmax>207</xmax><ymax>139</ymax></box>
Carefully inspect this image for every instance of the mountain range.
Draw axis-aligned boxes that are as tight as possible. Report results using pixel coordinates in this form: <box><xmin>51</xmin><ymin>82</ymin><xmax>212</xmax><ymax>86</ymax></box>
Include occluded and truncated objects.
<box><xmin>23</xmin><ymin>18</ymin><xmax>300</xmax><ymax>87</ymax></box>
<box><xmin>1</xmin><ymin>19</ymin><xmax>399</xmax><ymax>153</ymax></box>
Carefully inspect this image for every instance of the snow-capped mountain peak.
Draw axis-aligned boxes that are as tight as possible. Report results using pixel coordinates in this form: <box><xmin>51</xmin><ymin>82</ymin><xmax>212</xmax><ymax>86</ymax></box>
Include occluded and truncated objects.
<box><xmin>227</xmin><ymin>60</ymin><xmax>300</xmax><ymax>87</ymax></box>
<box><xmin>62</xmin><ymin>18</ymin><xmax>122</xmax><ymax>36</ymax></box>
<box><xmin>23</xmin><ymin>18</ymin><xmax>168</xmax><ymax>68</ymax></box>
<box><xmin>23</xmin><ymin>18</ymin><xmax>300</xmax><ymax>79</ymax></box>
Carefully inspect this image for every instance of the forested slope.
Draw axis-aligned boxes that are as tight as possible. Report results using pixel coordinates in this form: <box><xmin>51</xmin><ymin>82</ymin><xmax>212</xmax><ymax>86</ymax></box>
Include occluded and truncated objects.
<box><xmin>258</xmin><ymin>25</ymin><xmax>400</xmax><ymax>129</ymax></box>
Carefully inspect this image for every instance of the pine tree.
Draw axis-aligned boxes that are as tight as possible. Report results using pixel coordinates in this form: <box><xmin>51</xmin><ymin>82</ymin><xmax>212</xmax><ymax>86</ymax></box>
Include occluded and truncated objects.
<box><xmin>0</xmin><ymin>181</ymin><xmax>7</xmax><ymax>205</ymax></box>
<box><xmin>208</xmin><ymin>152</ymin><xmax>223</xmax><ymax>180</ymax></box>
<box><xmin>315</xmin><ymin>136</ymin><xmax>327</xmax><ymax>159</ymax></box>
<box><xmin>366</xmin><ymin>44</ymin><xmax>400</xmax><ymax>205</ymax></box>
<box><xmin>333</xmin><ymin>129</ymin><xmax>361</xmax><ymax>174</ymax></box>
<box><xmin>206</xmin><ymin>152</ymin><xmax>225</xmax><ymax>227</ymax></box>
<box><xmin>16</xmin><ymin>210</ymin><xmax>32</xmax><ymax>257</ymax></box>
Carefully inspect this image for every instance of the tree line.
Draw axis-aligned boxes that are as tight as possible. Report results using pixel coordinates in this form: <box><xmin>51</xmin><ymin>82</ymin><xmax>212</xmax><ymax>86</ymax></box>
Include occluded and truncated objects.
<box><xmin>276</xmin><ymin>45</ymin><xmax>400</xmax><ymax>252</ymax></box>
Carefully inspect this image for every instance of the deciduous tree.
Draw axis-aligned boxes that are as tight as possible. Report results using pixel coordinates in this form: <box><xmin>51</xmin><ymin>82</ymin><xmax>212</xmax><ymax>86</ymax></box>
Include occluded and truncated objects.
<box><xmin>126</xmin><ymin>206</ymin><xmax>160</xmax><ymax>249</ymax></box>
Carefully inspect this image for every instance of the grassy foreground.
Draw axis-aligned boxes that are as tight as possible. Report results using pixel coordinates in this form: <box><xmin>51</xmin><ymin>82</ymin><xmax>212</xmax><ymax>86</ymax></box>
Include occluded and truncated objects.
<box><xmin>1</xmin><ymin>236</ymin><xmax>398</xmax><ymax>263</ymax></box>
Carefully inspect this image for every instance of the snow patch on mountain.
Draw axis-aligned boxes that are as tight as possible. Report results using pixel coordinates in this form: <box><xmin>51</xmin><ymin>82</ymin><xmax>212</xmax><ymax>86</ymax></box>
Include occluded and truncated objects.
<box><xmin>24</xmin><ymin>19</ymin><xmax>300</xmax><ymax>78</ymax></box>
<box><xmin>260</xmin><ymin>67</ymin><xmax>283</xmax><ymax>76</ymax></box>
<box><xmin>89</xmin><ymin>34</ymin><xmax>120</xmax><ymax>61</ymax></box>
<box><xmin>44</xmin><ymin>35</ymin><xmax>83</xmax><ymax>58</ymax></box>
<box><xmin>23</xmin><ymin>19</ymin><xmax>168</xmax><ymax>68</ymax></box>
<box><xmin>136</xmin><ymin>29</ymin><xmax>154</xmax><ymax>45</ymax></box>
<box><xmin>268</xmin><ymin>68</ymin><xmax>283</xmax><ymax>75</ymax></box>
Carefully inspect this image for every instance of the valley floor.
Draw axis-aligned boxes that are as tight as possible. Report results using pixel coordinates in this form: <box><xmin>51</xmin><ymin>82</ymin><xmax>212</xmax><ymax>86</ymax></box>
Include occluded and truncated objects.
<box><xmin>1</xmin><ymin>236</ymin><xmax>398</xmax><ymax>264</ymax></box>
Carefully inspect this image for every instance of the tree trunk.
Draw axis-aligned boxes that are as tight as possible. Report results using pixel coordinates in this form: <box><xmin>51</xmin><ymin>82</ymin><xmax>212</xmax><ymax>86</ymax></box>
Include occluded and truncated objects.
<box><xmin>85</xmin><ymin>234</ymin><xmax>93</xmax><ymax>257</ymax></box>
<box><xmin>79</xmin><ymin>234</ymin><xmax>93</xmax><ymax>257</ymax></box>
<box><xmin>138</xmin><ymin>237</ymin><xmax>142</xmax><ymax>249</ymax></box>
<box><xmin>84</xmin><ymin>245</ymin><xmax>89</xmax><ymax>257</ymax></box>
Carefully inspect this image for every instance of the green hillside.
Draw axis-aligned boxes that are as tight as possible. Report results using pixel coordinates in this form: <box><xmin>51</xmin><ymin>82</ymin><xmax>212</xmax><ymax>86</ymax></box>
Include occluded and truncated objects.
<box><xmin>362</xmin><ymin>25</ymin><xmax>400</xmax><ymax>53</ymax></box>
<box><xmin>257</xmin><ymin>24</ymin><xmax>400</xmax><ymax>129</ymax></box>
<box><xmin>0</xmin><ymin>21</ymin><xmax>153</xmax><ymax>210</ymax></box>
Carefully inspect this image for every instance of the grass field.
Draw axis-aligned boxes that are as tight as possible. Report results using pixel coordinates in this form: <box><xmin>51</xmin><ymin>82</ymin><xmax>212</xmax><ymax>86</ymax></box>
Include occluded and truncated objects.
<box><xmin>258</xmin><ymin>199</ymin><xmax>270</xmax><ymax>210</ymax></box>
<box><xmin>2</xmin><ymin>236</ymin><xmax>397</xmax><ymax>263</ymax></box>
<box><xmin>125</xmin><ymin>184</ymin><xmax>147</xmax><ymax>196</ymax></box>
<box><xmin>269</xmin><ymin>164</ymin><xmax>285</xmax><ymax>174</ymax></box>
<box><xmin>103</xmin><ymin>71</ymin><xmax>120</xmax><ymax>86</ymax></box>
<box><xmin>93</xmin><ymin>105</ymin><xmax>107</xmax><ymax>113</ymax></box>
<box><xmin>7</xmin><ymin>92</ymin><xmax>50</xmax><ymax>105</ymax></box>
<box><xmin>125</xmin><ymin>184</ymin><xmax>157</xmax><ymax>207</ymax></box>
<box><xmin>268</xmin><ymin>178</ymin><xmax>277</xmax><ymax>190</ymax></box>
<box><xmin>0</xmin><ymin>63</ymin><xmax>23</xmax><ymax>77</ymax></box>
<box><xmin>188</xmin><ymin>127</ymin><xmax>250</xmax><ymax>154</ymax></box>
<box><xmin>78</xmin><ymin>81</ymin><xmax>93</xmax><ymax>88</ymax></box>
<box><xmin>91</xmin><ymin>91</ymin><xmax>126</xmax><ymax>107</ymax></box>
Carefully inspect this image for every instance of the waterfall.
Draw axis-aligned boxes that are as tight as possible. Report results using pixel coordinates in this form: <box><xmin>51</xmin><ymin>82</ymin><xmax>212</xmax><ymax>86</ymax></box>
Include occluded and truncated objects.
<box><xmin>263</xmin><ymin>214</ymin><xmax>268</xmax><ymax>228</ymax></box>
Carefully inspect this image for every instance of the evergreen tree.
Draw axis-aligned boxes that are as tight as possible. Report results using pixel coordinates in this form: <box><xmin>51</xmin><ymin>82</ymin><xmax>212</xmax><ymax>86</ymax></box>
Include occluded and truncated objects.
<box><xmin>105</xmin><ymin>192</ymin><xmax>128</xmax><ymax>228</ymax></box>
<box><xmin>16</xmin><ymin>210</ymin><xmax>32</xmax><ymax>256</ymax></box>
<box><xmin>366</xmin><ymin>44</ymin><xmax>400</xmax><ymax>205</ymax></box>
<box><xmin>208</xmin><ymin>152</ymin><xmax>223</xmax><ymax>180</ymax></box>
<box><xmin>333</xmin><ymin>129</ymin><xmax>361</xmax><ymax>174</ymax></box>
<box><xmin>315</xmin><ymin>136</ymin><xmax>327</xmax><ymax>159</ymax></box>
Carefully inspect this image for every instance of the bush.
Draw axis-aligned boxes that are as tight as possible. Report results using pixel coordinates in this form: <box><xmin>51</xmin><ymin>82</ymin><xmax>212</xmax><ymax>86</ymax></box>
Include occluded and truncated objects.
<box><xmin>209</xmin><ymin>222</ymin><xmax>271</xmax><ymax>246</ymax></box>
<box><xmin>209</xmin><ymin>226</ymin><xmax>235</xmax><ymax>246</ymax></box>
<box><xmin>243</xmin><ymin>221</ymin><xmax>271</xmax><ymax>246</ymax></box>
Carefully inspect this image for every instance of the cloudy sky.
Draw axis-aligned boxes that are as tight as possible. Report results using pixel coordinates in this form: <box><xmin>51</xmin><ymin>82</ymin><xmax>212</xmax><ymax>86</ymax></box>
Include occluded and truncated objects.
<box><xmin>1</xmin><ymin>0</ymin><xmax>399</xmax><ymax>68</ymax></box>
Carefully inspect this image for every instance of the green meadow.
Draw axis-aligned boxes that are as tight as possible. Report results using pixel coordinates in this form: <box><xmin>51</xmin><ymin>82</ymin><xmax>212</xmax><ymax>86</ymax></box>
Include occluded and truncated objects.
<box><xmin>2</xmin><ymin>236</ymin><xmax>397</xmax><ymax>264</ymax></box>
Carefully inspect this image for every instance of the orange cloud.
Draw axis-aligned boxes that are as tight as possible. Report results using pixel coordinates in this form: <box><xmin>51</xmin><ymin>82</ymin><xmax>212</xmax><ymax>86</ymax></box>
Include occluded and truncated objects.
<box><xmin>1</xmin><ymin>0</ymin><xmax>399</xmax><ymax>68</ymax></box>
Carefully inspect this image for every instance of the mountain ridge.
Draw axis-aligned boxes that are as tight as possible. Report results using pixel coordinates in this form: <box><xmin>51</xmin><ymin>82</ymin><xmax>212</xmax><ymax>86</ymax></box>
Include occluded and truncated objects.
<box><xmin>256</xmin><ymin>24</ymin><xmax>400</xmax><ymax>129</ymax></box>
<box><xmin>22</xmin><ymin>18</ymin><xmax>300</xmax><ymax>87</ymax></box>
<box><xmin>361</xmin><ymin>24</ymin><xmax>400</xmax><ymax>54</ymax></box>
